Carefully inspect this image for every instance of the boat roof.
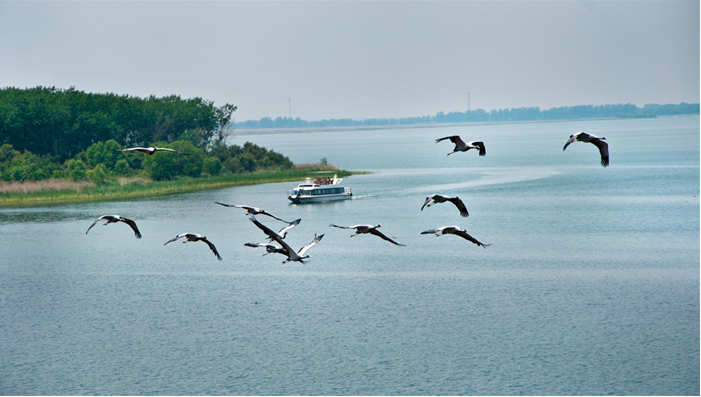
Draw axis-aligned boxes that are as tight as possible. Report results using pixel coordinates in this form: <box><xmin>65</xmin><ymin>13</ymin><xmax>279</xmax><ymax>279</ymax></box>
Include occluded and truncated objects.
<box><xmin>306</xmin><ymin>171</ymin><xmax>337</xmax><ymax>174</ymax></box>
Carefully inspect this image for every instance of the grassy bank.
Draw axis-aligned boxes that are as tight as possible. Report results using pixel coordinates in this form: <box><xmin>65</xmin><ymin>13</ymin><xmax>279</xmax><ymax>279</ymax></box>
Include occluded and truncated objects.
<box><xmin>0</xmin><ymin>166</ymin><xmax>364</xmax><ymax>207</ymax></box>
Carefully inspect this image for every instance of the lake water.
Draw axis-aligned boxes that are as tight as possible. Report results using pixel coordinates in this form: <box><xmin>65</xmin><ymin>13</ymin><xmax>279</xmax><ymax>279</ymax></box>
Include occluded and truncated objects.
<box><xmin>1</xmin><ymin>116</ymin><xmax>698</xmax><ymax>395</ymax></box>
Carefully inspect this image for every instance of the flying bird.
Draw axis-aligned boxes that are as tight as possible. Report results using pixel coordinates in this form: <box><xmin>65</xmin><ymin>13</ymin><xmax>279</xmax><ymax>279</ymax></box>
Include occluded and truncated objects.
<box><xmin>436</xmin><ymin>135</ymin><xmax>486</xmax><ymax>156</ymax></box>
<box><xmin>116</xmin><ymin>146</ymin><xmax>187</xmax><ymax>155</ymax></box>
<box><xmin>164</xmin><ymin>233</ymin><xmax>222</xmax><ymax>260</ymax></box>
<box><xmin>86</xmin><ymin>215</ymin><xmax>142</xmax><ymax>239</ymax></box>
<box><xmin>329</xmin><ymin>223</ymin><xmax>406</xmax><ymax>246</ymax></box>
<box><xmin>421</xmin><ymin>226</ymin><xmax>490</xmax><ymax>248</ymax></box>
<box><xmin>563</xmin><ymin>131</ymin><xmax>609</xmax><ymax>167</ymax></box>
<box><xmin>214</xmin><ymin>202</ymin><xmax>290</xmax><ymax>223</ymax></box>
<box><xmin>244</xmin><ymin>242</ymin><xmax>287</xmax><ymax>256</ymax></box>
<box><xmin>268</xmin><ymin>218</ymin><xmax>301</xmax><ymax>241</ymax></box>
<box><xmin>421</xmin><ymin>194</ymin><xmax>469</xmax><ymax>217</ymax></box>
<box><xmin>249</xmin><ymin>216</ymin><xmax>324</xmax><ymax>264</ymax></box>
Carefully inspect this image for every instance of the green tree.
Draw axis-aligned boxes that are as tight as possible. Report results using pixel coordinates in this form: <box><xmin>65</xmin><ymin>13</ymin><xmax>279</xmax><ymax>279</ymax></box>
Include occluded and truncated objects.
<box><xmin>222</xmin><ymin>157</ymin><xmax>242</xmax><ymax>174</ymax></box>
<box><xmin>65</xmin><ymin>159</ymin><xmax>87</xmax><ymax>181</ymax></box>
<box><xmin>203</xmin><ymin>157</ymin><xmax>222</xmax><ymax>176</ymax></box>
<box><xmin>86</xmin><ymin>163</ymin><xmax>108</xmax><ymax>184</ymax></box>
<box><xmin>85</xmin><ymin>139</ymin><xmax>121</xmax><ymax>170</ymax></box>
<box><xmin>9</xmin><ymin>154</ymin><xmax>47</xmax><ymax>181</ymax></box>
<box><xmin>237</xmin><ymin>153</ymin><xmax>257</xmax><ymax>173</ymax></box>
<box><xmin>114</xmin><ymin>159</ymin><xmax>131</xmax><ymax>176</ymax></box>
<box><xmin>141</xmin><ymin>140</ymin><xmax>204</xmax><ymax>180</ymax></box>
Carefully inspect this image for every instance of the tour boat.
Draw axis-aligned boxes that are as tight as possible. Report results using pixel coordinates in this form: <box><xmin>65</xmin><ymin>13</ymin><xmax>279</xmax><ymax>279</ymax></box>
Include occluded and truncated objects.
<box><xmin>287</xmin><ymin>173</ymin><xmax>352</xmax><ymax>204</ymax></box>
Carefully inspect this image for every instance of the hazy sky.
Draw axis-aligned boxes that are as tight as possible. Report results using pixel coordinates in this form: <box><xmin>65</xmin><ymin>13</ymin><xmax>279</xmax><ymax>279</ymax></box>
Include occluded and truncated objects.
<box><xmin>0</xmin><ymin>1</ymin><xmax>698</xmax><ymax>122</ymax></box>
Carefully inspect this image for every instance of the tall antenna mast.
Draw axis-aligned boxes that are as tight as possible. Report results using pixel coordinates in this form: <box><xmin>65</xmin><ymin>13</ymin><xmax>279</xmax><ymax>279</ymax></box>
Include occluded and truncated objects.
<box><xmin>468</xmin><ymin>92</ymin><xmax>470</xmax><ymax>112</ymax></box>
<box><xmin>288</xmin><ymin>97</ymin><xmax>291</xmax><ymax>118</ymax></box>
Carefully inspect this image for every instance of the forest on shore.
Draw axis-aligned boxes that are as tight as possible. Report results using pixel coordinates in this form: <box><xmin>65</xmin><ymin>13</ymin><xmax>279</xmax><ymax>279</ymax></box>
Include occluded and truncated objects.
<box><xmin>0</xmin><ymin>86</ymin><xmax>296</xmax><ymax>184</ymax></box>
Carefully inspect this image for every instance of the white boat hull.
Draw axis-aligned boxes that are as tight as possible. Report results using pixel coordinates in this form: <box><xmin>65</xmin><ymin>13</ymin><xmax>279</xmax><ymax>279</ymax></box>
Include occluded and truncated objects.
<box><xmin>287</xmin><ymin>175</ymin><xmax>352</xmax><ymax>204</ymax></box>
<box><xmin>288</xmin><ymin>192</ymin><xmax>352</xmax><ymax>204</ymax></box>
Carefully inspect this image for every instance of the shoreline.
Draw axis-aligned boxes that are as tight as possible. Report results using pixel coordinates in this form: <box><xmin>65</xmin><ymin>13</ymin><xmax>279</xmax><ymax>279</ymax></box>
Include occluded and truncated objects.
<box><xmin>233</xmin><ymin>114</ymin><xmax>698</xmax><ymax>136</ymax></box>
<box><xmin>0</xmin><ymin>168</ymin><xmax>364</xmax><ymax>208</ymax></box>
<box><xmin>231</xmin><ymin>116</ymin><xmax>636</xmax><ymax>135</ymax></box>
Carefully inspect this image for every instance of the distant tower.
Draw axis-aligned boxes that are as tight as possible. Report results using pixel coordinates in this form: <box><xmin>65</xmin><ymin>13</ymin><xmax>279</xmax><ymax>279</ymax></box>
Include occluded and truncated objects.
<box><xmin>288</xmin><ymin>97</ymin><xmax>291</xmax><ymax>119</ymax></box>
<box><xmin>468</xmin><ymin>92</ymin><xmax>471</xmax><ymax>112</ymax></box>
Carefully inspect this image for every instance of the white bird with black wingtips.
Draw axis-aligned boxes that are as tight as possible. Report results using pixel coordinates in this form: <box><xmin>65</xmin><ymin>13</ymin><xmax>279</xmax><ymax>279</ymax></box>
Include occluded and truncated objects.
<box><xmin>249</xmin><ymin>216</ymin><xmax>324</xmax><ymax>264</ymax></box>
<box><xmin>563</xmin><ymin>131</ymin><xmax>609</xmax><ymax>167</ymax></box>
<box><xmin>329</xmin><ymin>223</ymin><xmax>406</xmax><ymax>246</ymax></box>
<box><xmin>86</xmin><ymin>215</ymin><xmax>142</xmax><ymax>239</ymax></box>
<box><xmin>269</xmin><ymin>218</ymin><xmax>301</xmax><ymax>241</ymax></box>
<box><xmin>215</xmin><ymin>202</ymin><xmax>290</xmax><ymax>223</ymax></box>
<box><xmin>436</xmin><ymin>135</ymin><xmax>486</xmax><ymax>156</ymax></box>
<box><xmin>421</xmin><ymin>226</ymin><xmax>490</xmax><ymax>248</ymax></box>
<box><xmin>164</xmin><ymin>233</ymin><xmax>222</xmax><ymax>261</ymax></box>
<box><xmin>421</xmin><ymin>194</ymin><xmax>469</xmax><ymax>217</ymax></box>
<box><xmin>244</xmin><ymin>242</ymin><xmax>287</xmax><ymax>256</ymax></box>
<box><xmin>117</xmin><ymin>146</ymin><xmax>187</xmax><ymax>155</ymax></box>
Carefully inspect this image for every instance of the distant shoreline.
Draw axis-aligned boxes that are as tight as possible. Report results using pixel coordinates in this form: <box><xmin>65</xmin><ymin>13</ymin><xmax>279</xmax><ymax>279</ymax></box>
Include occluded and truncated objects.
<box><xmin>233</xmin><ymin>114</ymin><xmax>698</xmax><ymax>135</ymax></box>
<box><xmin>234</xmin><ymin>118</ymin><xmax>590</xmax><ymax>135</ymax></box>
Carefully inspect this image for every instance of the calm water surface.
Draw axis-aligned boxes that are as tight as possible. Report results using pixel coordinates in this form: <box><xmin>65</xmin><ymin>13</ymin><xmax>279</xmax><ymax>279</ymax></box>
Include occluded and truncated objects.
<box><xmin>1</xmin><ymin>116</ymin><xmax>698</xmax><ymax>395</ymax></box>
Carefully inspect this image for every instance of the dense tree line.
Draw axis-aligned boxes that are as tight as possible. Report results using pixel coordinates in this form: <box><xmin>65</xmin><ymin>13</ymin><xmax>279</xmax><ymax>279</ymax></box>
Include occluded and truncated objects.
<box><xmin>0</xmin><ymin>139</ymin><xmax>293</xmax><ymax>183</ymax></box>
<box><xmin>235</xmin><ymin>102</ymin><xmax>699</xmax><ymax>130</ymax></box>
<box><xmin>0</xmin><ymin>87</ymin><xmax>293</xmax><ymax>183</ymax></box>
<box><xmin>0</xmin><ymin>86</ymin><xmax>237</xmax><ymax>160</ymax></box>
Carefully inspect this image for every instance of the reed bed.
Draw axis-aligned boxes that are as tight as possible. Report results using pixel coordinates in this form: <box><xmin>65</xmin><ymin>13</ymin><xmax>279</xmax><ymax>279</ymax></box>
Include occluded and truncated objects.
<box><xmin>0</xmin><ymin>167</ymin><xmax>363</xmax><ymax>207</ymax></box>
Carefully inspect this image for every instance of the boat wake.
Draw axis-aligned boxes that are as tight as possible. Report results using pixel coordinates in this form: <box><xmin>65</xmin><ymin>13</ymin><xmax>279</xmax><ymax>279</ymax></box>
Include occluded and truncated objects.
<box><xmin>356</xmin><ymin>167</ymin><xmax>560</xmax><ymax>199</ymax></box>
<box><xmin>406</xmin><ymin>167</ymin><xmax>561</xmax><ymax>194</ymax></box>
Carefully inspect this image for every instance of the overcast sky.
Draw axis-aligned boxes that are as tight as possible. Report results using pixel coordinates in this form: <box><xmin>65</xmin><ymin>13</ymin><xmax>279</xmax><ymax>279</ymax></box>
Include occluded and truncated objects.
<box><xmin>0</xmin><ymin>1</ymin><xmax>698</xmax><ymax>122</ymax></box>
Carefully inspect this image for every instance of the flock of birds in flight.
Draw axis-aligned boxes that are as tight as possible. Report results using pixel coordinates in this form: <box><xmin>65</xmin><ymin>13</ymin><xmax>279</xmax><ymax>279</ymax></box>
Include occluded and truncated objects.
<box><xmin>86</xmin><ymin>131</ymin><xmax>609</xmax><ymax>262</ymax></box>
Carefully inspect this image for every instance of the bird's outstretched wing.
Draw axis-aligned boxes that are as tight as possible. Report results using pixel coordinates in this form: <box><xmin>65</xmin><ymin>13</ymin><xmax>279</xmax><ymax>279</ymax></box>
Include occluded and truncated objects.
<box><xmin>85</xmin><ymin>215</ymin><xmax>107</xmax><ymax>234</ymax></box>
<box><xmin>120</xmin><ymin>217</ymin><xmax>142</xmax><ymax>239</ymax></box>
<box><xmin>164</xmin><ymin>234</ymin><xmax>186</xmax><ymax>245</ymax></box>
<box><xmin>155</xmin><ymin>147</ymin><xmax>187</xmax><ymax>155</ymax></box>
<box><xmin>435</xmin><ymin>135</ymin><xmax>464</xmax><ymax>146</ymax></box>
<box><xmin>591</xmin><ymin>139</ymin><xmax>609</xmax><ymax>167</ymax></box>
<box><xmin>329</xmin><ymin>223</ymin><xmax>356</xmax><ymax>230</ymax></box>
<box><xmin>453</xmin><ymin>229</ymin><xmax>490</xmax><ymax>248</ymax></box>
<box><xmin>277</xmin><ymin>218</ymin><xmax>301</xmax><ymax>239</ymax></box>
<box><xmin>369</xmin><ymin>228</ymin><xmax>405</xmax><ymax>246</ymax></box>
<box><xmin>420</xmin><ymin>228</ymin><xmax>441</xmax><ymax>235</ymax></box>
<box><xmin>217</xmin><ymin>202</ymin><xmax>289</xmax><ymax>222</ymax></box>
<box><xmin>471</xmin><ymin>141</ymin><xmax>486</xmax><ymax>156</ymax></box>
<box><xmin>447</xmin><ymin>197</ymin><xmax>469</xmax><ymax>217</ymax></box>
<box><xmin>297</xmin><ymin>234</ymin><xmax>324</xmax><ymax>256</ymax></box>
<box><xmin>245</xmin><ymin>242</ymin><xmax>285</xmax><ymax>256</ymax></box>
<box><xmin>249</xmin><ymin>216</ymin><xmax>295</xmax><ymax>256</ymax></box>
<box><xmin>201</xmin><ymin>237</ymin><xmax>223</xmax><ymax>260</ymax></box>
<box><xmin>116</xmin><ymin>147</ymin><xmax>147</xmax><ymax>153</ymax></box>
<box><xmin>245</xmin><ymin>242</ymin><xmax>266</xmax><ymax>248</ymax></box>
<box><xmin>257</xmin><ymin>209</ymin><xmax>289</xmax><ymax>223</ymax></box>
